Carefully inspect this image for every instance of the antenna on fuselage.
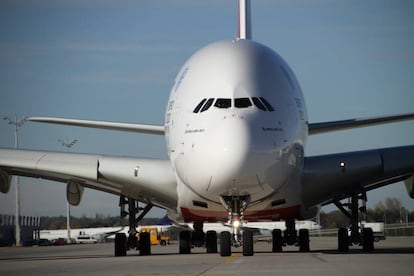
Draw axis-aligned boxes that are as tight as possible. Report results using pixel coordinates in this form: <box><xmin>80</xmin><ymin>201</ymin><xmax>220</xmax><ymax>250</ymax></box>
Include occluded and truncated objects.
<box><xmin>237</xmin><ymin>0</ymin><xmax>252</xmax><ymax>40</ymax></box>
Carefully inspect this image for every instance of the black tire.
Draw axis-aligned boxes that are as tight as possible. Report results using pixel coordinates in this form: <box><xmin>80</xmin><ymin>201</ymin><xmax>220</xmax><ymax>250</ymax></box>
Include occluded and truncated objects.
<box><xmin>206</xmin><ymin>230</ymin><xmax>218</xmax><ymax>253</ymax></box>
<box><xmin>127</xmin><ymin>234</ymin><xmax>137</xmax><ymax>249</ymax></box>
<box><xmin>298</xmin><ymin>229</ymin><xmax>310</xmax><ymax>252</ymax></box>
<box><xmin>220</xmin><ymin>231</ymin><xmax>231</xmax><ymax>257</ymax></box>
<box><xmin>338</xmin><ymin>228</ymin><xmax>349</xmax><ymax>252</ymax></box>
<box><xmin>362</xmin><ymin>228</ymin><xmax>374</xmax><ymax>252</ymax></box>
<box><xmin>179</xmin><ymin>230</ymin><xmax>191</xmax><ymax>254</ymax></box>
<box><xmin>114</xmin><ymin>233</ymin><xmax>127</xmax><ymax>257</ymax></box>
<box><xmin>139</xmin><ymin>232</ymin><xmax>151</xmax><ymax>256</ymax></box>
<box><xmin>272</xmin><ymin>229</ymin><xmax>283</xmax><ymax>252</ymax></box>
<box><xmin>242</xmin><ymin>230</ymin><xmax>254</xmax><ymax>256</ymax></box>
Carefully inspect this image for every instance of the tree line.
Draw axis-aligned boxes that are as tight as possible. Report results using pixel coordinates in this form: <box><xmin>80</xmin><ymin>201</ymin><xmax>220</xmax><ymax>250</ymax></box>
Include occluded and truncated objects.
<box><xmin>320</xmin><ymin>197</ymin><xmax>413</xmax><ymax>229</ymax></box>
<box><xmin>38</xmin><ymin>198</ymin><xmax>413</xmax><ymax>230</ymax></box>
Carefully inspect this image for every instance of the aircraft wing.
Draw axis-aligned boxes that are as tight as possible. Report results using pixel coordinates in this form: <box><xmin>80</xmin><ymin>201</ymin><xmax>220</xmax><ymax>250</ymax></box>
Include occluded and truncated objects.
<box><xmin>28</xmin><ymin>117</ymin><xmax>165</xmax><ymax>135</ymax></box>
<box><xmin>302</xmin><ymin>145</ymin><xmax>414</xmax><ymax>207</ymax></box>
<box><xmin>308</xmin><ymin>113</ymin><xmax>414</xmax><ymax>135</ymax></box>
<box><xmin>0</xmin><ymin>149</ymin><xmax>177</xmax><ymax>210</ymax></box>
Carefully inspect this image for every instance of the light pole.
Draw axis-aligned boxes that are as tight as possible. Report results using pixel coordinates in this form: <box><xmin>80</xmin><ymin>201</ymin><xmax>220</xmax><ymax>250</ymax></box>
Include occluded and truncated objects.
<box><xmin>3</xmin><ymin>115</ymin><xmax>27</xmax><ymax>246</ymax></box>
<box><xmin>58</xmin><ymin>138</ymin><xmax>78</xmax><ymax>243</ymax></box>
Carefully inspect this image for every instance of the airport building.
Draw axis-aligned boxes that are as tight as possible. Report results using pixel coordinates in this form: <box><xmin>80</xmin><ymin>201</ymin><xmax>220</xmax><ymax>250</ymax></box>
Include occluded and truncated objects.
<box><xmin>0</xmin><ymin>214</ymin><xmax>40</xmax><ymax>246</ymax></box>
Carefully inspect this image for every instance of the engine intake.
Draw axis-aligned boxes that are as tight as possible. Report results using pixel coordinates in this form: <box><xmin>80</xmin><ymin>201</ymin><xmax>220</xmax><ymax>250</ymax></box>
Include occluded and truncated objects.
<box><xmin>66</xmin><ymin>180</ymin><xmax>84</xmax><ymax>206</ymax></box>
<box><xmin>405</xmin><ymin>176</ymin><xmax>414</xmax><ymax>199</ymax></box>
<box><xmin>0</xmin><ymin>169</ymin><xmax>11</xmax><ymax>194</ymax></box>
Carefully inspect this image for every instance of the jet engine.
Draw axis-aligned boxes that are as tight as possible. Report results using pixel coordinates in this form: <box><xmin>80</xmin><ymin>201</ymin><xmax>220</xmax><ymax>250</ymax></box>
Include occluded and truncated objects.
<box><xmin>66</xmin><ymin>180</ymin><xmax>84</xmax><ymax>206</ymax></box>
<box><xmin>0</xmin><ymin>169</ymin><xmax>11</xmax><ymax>194</ymax></box>
<box><xmin>405</xmin><ymin>176</ymin><xmax>414</xmax><ymax>198</ymax></box>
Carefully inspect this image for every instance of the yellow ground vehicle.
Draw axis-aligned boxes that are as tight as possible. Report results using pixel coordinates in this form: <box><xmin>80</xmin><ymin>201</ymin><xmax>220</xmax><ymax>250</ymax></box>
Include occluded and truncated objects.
<box><xmin>139</xmin><ymin>227</ymin><xmax>170</xmax><ymax>246</ymax></box>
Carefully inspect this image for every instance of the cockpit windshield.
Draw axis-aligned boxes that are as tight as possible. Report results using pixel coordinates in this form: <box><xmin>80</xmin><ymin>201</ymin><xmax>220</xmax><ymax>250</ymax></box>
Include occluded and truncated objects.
<box><xmin>200</xmin><ymin>98</ymin><xmax>214</xmax><ymax>112</ymax></box>
<box><xmin>193</xmin><ymin>97</ymin><xmax>274</xmax><ymax>113</ymax></box>
<box><xmin>234</xmin><ymin>98</ymin><xmax>252</xmax><ymax>108</ymax></box>
<box><xmin>252</xmin><ymin>97</ymin><xmax>266</xmax><ymax>111</ymax></box>
<box><xmin>214</xmin><ymin>98</ymin><xmax>231</xmax><ymax>108</ymax></box>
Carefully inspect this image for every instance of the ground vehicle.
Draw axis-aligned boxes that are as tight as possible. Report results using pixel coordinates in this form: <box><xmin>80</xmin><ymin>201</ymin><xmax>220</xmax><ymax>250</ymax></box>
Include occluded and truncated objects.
<box><xmin>139</xmin><ymin>227</ymin><xmax>170</xmax><ymax>246</ymax></box>
<box><xmin>347</xmin><ymin>221</ymin><xmax>385</xmax><ymax>245</ymax></box>
<box><xmin>37</xmin><ymin>239</ymin><xmax>50</xmax><ymax>246</ymax></box>
<box><xmin>76</xmin><ymin>232</ymin><xmax>98</xmax><ymax>244</ymax></box>
<box><xmin>51</xmin><ymin>238</ymin><xmax>66</xmax><ymax>246</ymax></box>
<box><xmin>361</xmin><ymin>222</ymin><xmax>385</xmax><ymax>242</ymax></box>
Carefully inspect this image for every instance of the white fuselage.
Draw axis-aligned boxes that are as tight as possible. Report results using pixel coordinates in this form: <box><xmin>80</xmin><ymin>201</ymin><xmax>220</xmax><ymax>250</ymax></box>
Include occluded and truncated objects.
<box><xmin>165</xmin><ymin>40</ymin><xmax>311</xmax><ymax>222</ymax></box>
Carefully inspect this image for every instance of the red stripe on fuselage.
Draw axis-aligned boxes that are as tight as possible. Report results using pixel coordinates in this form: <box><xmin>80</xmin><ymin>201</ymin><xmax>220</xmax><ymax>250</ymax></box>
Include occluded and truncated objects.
<box><xmin>181</xmin><ymin>205</ymin><xmax>301</xmax><ymax>223</ymax></box>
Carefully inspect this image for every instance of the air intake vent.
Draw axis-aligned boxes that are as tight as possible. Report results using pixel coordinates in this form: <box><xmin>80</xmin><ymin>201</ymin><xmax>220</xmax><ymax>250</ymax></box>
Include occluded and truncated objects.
<box><xmin>271</xmin><ymin>198</ymin><xmax>286</xmax><ymax>207</ymax></box>
<box><xmin>192</xmin><ymin>200</ymin><xmax>208</xmax><ymax>208</ymax></box>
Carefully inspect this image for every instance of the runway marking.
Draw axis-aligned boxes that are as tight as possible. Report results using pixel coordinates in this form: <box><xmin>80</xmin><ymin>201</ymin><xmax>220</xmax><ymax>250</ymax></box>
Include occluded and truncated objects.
<box><xmin>222</xmin><ymin>253</ymin><xmax>241</xmax><ymax>263</ymax></box>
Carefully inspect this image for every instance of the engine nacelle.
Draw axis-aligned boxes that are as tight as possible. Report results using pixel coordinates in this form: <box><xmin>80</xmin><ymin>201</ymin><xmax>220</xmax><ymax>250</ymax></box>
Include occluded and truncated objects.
<box><xmin>66</xmin><ymin>180</ymin><xmax>84</xmax><ymax>206</ymax></box>
<box><xmin>404</xmin><ymin>176</ymin><xmax>414</xmax><ymax>199</ymax></box>
<box><xmin>0</xmin><ymin>169</ymin><xmax>11</xmax><ymax>194</ymax></box>
<box><xmin>300</xmin><ymin>205</ymin><xmax>320</xmax><ymax>220</ymax></box>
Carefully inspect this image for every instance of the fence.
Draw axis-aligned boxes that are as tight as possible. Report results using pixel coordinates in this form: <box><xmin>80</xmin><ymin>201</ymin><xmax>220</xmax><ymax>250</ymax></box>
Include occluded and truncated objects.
<box><xmin>310</xmin><ymin>223</ymin><xmax>414</xmax><ymax>237</ymax></box>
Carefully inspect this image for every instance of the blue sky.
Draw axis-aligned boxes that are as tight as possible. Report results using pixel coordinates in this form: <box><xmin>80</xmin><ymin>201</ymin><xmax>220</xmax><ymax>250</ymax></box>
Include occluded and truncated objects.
<box><xmin>1</xmin><ymin>0</ymin><xmax>413</xmax><ymax>218</ymax></box>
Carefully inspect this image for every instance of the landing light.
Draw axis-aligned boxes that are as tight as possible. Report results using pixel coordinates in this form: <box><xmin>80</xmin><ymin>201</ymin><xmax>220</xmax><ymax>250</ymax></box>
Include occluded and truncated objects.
<box><xmin>340</xmin><ymin>161</ymin><xmax>346</xmax><ymax>172</ymax></box>
<box><xmin>233</xmin><ymin>220</ymin><xmax>241</xmax><ymax>228</ymax></box>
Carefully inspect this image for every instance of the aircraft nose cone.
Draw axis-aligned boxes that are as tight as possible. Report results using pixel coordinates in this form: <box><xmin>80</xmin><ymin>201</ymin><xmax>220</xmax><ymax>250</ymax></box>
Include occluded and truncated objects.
<box><xmin>198</xmin><ymin>117</ymin><xmax>264</xmax><ymax>196</ymax></box>
<box><xmin>208</xmin><ymin>119</ymin><xmax>250</xmax><ymax>182</ymax></box>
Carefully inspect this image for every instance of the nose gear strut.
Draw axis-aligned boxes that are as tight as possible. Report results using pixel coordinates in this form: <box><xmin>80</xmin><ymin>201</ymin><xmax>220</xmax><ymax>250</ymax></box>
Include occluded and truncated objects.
<box><xmin>220</xmin><ymin>195</ymin><xmax>250</xmax><ymax>247</ymax></box>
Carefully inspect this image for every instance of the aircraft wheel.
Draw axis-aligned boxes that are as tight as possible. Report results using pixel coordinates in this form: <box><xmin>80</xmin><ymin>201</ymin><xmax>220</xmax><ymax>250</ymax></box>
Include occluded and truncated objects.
<box><xmin>114</xmin><ymin>233</ymin><xmax>127</xmax><ymax>256</ymax></box>
<box><xmin>206</xmin><ymin>230</ymin><xmax>218</xmax><ymax>253</ymax></box>
<box><xmin>127</xmin><ymin>233</ymin><xmax>137</xmax><ymax>249</ymax></box>
<box><xmin>272</xmin><ymin>229</ymin><xmax>283</xmax><ymax>252</ymax></box>
<box><xmin>362</xmin><ymin>228</ymin><xmax>374</xmax><ymax>252</ymax></box>
<box><xmin>242</xmin><ymin>230</ymin><xmax>254</xmax><ymax>256</ymax></box>
<box><xmin>139</xmin><ymin>232</ymin><xmax>151</xmax><ymax>255</ymax></box>
<box><xmin>220</xmin><ymin>231</ymin><xmax>231</xmax><ymax>257</ymax></box>
<box><xmin>179</xmin><ymin>230</ymin><xmax>191</xmax><ymax>254</ymax></box>
<box><xmin>338</xmin><ymin>228</ymin><xmax>349</xmax><ymax>252</ymax></box>
<box><xmin>298</xmin><ymin>229</ymin><xmax>310</xmax><ymax>252</ymax></box>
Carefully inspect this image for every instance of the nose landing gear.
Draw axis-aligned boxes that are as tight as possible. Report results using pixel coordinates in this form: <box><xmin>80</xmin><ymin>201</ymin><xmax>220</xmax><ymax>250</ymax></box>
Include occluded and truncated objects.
<box><xmin>219</xmin><ymin>195</ymin><xmax>254</xmax><ymax>256</ymax></box>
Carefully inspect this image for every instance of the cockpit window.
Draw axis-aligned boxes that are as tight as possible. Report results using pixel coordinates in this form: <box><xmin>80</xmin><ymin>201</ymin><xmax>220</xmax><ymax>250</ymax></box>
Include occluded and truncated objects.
<box><xmin>252</xmin><ymin>97</ymin><xmax>266</xmax><ymax>111</ymax></box>
<box><xmin>214</xmin><ymin>98</ymin><xmax>231</xmax><ymax>108</ymax></box>
<box><xmin>193</xmin><ymin>97</ymin><xmax>274</xmax><ymax>113</ymax></box>
<box><xmin>260</xmin><ymin>97</ymin><xmax>275</xmax><ymax>111</ymax></box>
<box><xmin>200</xmin><ymin>98</ymin><xmax>214</xmax><ymax>112</ymax></box>
<box><xmin>193</xmin><ymin>98</ymin><xmax>207</xmax><ymax>113</ymax></box>
<box><xmin>234</xmin><ymin>98</ymin><xmax>252</xmax><ymax>108</ymax></box>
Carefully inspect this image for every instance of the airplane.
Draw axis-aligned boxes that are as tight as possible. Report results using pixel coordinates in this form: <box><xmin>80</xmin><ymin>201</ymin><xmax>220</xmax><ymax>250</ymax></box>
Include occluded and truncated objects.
<box><xmin>38</xmin><ymin>227</ymin><xmax>123</xmax><ymax>244</ymax></box>
<box><xmin>1</xmin><ymin>0</ymin><xmax>414</xmax><ymax>256</ymax></box>
<box><xmin>38</xmin><ymin>225</ymin><xmax>167</xmax><ymax>244</ymax></box>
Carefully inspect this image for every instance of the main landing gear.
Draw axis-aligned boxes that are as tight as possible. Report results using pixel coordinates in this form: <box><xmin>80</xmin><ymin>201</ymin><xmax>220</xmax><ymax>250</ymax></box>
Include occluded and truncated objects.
<box><xmin>270</xmin><ymin>219</ymin><xmax>310</xmax><ymax>253</ymax></box>
<box><xmin>334</xmin><ymin>192</ymin><xmax>374</xmax><ymax>252</ymax></box>
<box><xmin>178</xmin><ymin>222</ymin><xmax>218</xmax><ymax>255</ymax></box>
<box><xmin>114</xmin><ymin>196</ymin><xmax>153</xmax><ymax>256</ymax></box>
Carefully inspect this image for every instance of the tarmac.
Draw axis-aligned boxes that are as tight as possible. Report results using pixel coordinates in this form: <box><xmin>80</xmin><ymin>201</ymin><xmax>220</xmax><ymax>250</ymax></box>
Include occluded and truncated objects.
<box><xmin>0</xmin><ymin>237</ymin><xmax>413</xmax><ymax>275</ymax></box>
